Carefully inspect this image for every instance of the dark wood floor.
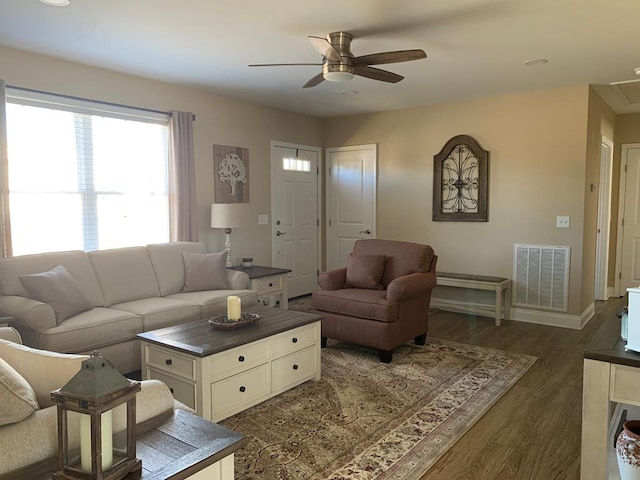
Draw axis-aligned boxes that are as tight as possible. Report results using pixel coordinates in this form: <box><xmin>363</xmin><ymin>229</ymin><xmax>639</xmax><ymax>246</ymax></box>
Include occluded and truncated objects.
<box><xmin>421</xmin><ymin>297</ymin><xmax>625</xmax><ymax>480</ymax></box>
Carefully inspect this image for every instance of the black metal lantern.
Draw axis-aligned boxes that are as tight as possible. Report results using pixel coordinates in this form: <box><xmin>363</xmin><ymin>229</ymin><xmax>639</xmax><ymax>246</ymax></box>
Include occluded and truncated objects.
<box><xmin>51</xmin><ymin>351</ymin><xmax>142</xmax><ymax>480</ymax></box>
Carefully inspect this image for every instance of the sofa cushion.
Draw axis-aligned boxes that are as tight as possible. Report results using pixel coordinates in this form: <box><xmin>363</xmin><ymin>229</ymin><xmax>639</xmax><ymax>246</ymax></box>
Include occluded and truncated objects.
<box><xmin>89</xmin><ymin>247</ymin><xmax>160</xmax><ymax>306</ymax></box>
<box><xmin>0</xmin><ymin>339</ymin><xmax>88</xmax><ymax>407</ymax></box>
<box><xmin>168</xmin><ymin>289</ymin><xmax>258</xmax><ymax>320</ymax></box>
<box><xmin>110</xmin><ymin>297</ymin><xmax>201</xmax><ymax>331</ymax></box>
<box><xmin>311</xmin><ymin>289</ymin><xmax>399</xmax><ymax>323</ymax></box>
<box><xmin>146</xmin><ymin>242</ymin><xmax>208</xmax><ymax>296</ymax></box>
<box><xmin>35</xmin><ymin>307</ymin><xmax>143</xmax><ymax>356</ymax></box>
<box><xmin>345</xmin><ymin>254</ymin><xmax>386</xmax><ymax>290</ymax></box>
<box><xmin>0</xmin><ymin>250</ymin><xmax>104</xmax><ymax>307</ymax></box>
<box><xmin>182</xmin><ymin>252</ymin><xmax>230</xmax><ymax>292</ymax></box>
<box><xmin>19</xmin><ymin>265</ymin><xmax>92</xmax><ymax>324</ymax></box>
<box><xmin>0</xmin><ymin>357</ymin><xmax>38</xmax><ymax>426</ymax></box>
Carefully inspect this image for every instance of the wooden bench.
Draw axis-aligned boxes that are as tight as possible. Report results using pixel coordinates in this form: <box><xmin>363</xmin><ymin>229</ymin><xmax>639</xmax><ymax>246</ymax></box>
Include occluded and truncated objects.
<box><xmin>435</xmin><ymin>272</ymin><xmax>512</xmax><ymax>326</ymax></box>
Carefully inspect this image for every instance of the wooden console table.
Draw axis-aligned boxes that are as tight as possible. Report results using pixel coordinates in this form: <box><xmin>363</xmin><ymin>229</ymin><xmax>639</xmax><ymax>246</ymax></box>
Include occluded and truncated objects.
<box><xmin>434</xmin><ymin>272</ymin><xmax>511</xmax><ymax>326</ymax></box>
<box><xmin>230</xmin><ymin>265</ymin><xmax>291</xmax><ymax>309</ymax></box>
<box><xmin>581</xmin><ymin>310</ymin><xmax>640</xmax><ymax>479</ymax></box>
<box><xmin>3</xmin><ymin>409</ymin><xmax>247</xmax><ymax>480</ymax></box>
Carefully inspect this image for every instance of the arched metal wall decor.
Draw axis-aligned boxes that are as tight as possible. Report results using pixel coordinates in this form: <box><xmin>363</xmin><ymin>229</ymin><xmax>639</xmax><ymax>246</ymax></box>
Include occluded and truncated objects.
<box><xmin>432</xmin><ymin>134</ymin><xmax>489</xmax><ymax>222</ymax></box>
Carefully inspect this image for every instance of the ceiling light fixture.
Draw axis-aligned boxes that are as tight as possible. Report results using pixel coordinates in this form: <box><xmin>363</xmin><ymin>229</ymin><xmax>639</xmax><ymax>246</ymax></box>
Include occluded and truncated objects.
<box><xmin>523</xmin><ymin>58</ymin><xmax>549</xmax><ymax>67</ymax></box>
<box><xmin>40</xmin><ymin>0</ymin><xmax>70</xmax><ymax>6</ymax></box>
<box><xmin>323</xmin><ymin>63</ymin><xmax>355</xmax><ymax>82</ymax></box>
<box><xmin>341</xmin><ymin>90</ymin><xmax>359</xmax><ymax>95</ymax></box>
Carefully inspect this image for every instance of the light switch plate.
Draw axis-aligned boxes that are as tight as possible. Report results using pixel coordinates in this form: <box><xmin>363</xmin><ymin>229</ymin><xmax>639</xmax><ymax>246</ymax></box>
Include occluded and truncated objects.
<box><xmin>258</xmin><ymin>214</ymin><xmax>269</xmax><ymax>225</ymax></box>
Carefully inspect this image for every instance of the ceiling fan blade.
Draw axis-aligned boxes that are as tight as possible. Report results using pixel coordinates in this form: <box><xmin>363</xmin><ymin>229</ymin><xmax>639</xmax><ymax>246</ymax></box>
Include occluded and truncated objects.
<box><xmin>303</xmin><ymin>73</ymin><xmax>325</xmax><ymax>89</ymax></box>
<box><xmin>355</xmin><ymin>66</ymin><xmax>404</xmax><ymax>83</ymax></box>
<box><xmin>610</xmin><ymin>78</ymin><xmax>640</xmax><ymax>86</ymax></box>
<box><xmin>354</xmin><ymin>49</ymin><xmax>427</xmax><ymax>66</ymax></box>
<box><xmin>248</xmin><ymin>63</ymin><xmax>322</xmax><ymax>67</ymax></box>
<box><xmin>308</xmin><ymin>36</ymin><xmax>342</xmax><ymax>62</ymax></box>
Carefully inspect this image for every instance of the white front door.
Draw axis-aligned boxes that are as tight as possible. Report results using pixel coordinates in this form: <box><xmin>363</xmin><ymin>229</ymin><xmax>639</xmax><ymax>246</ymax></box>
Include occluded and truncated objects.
<box><xmin>326</xmin><ymin>144</ymin><xmax>377</xmax><ymax>270</ymax></box>
<box><xmin>619</xmin><ymin>144</ymin><xmax>640</xmax><ymax>293</ymax></box>
<box><xmin>271</xmin><ymin>142</ymin><xmax>320</xmax><ymax>299</ymax></box>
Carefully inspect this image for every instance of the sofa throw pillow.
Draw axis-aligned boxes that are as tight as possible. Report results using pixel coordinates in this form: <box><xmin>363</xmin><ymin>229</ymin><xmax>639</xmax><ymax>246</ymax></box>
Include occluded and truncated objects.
<box><xmin>19</xmin><ymin>265</ymin><xmax>92</xmax><ymax>324</ymax></box>
<box><xmin>0</xmin><ymin>356</ymin><xmax>38</xmax><ymax>427</ymax></box>
<box><xmin>182</xmin><ymin>252</ymin><xmax>230</xmax><ymax>292</ymax></box>
<box><xmin>345</xmin><ymin>253</ymin><xmax>387</xmax><ymax>290</ymax></box>
<box><xmin>0</xmin><ymin>339</ymin><xmax>88</xmax><ymax>408</ymax></box>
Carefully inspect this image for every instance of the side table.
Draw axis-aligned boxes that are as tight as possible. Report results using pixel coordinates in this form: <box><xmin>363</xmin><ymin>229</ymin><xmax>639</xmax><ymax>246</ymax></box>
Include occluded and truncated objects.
<box><xmin>6</xmin><ymin>409</ymin><xmax>247</xmax><ymax>480</ymax></box>
<box><xmin>230</xmin><ymin>265</ymin><xmax>291</xmax><ymax>309</ymax></box>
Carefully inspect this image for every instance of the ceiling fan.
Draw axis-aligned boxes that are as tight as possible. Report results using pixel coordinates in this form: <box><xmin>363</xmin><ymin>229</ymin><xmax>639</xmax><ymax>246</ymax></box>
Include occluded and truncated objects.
<box><xmin>610</xmin><ymin>67</ymin><xmax>640</xmax><ymax>86</ymax></box>
<box><xmin>249</xmin><ymin>31</ymin><xmax>427</xmax><ymax>88</ymax></box>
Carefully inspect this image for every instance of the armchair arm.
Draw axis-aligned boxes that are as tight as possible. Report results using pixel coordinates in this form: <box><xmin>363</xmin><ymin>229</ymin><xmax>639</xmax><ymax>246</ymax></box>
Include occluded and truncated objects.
<box><xmin>386</xmin><ymin>272</ymin><xmax>437</xmax><ymax>302</ymax></box>
<box><xmin>317</xmin><ymin>268</ymin><xmax>347</xmax><ymax>291</ymax></box>
<box><xmin>0</xmin><ymin>327</ymin><xmax>21</xmax><ymax>344</ymax></box>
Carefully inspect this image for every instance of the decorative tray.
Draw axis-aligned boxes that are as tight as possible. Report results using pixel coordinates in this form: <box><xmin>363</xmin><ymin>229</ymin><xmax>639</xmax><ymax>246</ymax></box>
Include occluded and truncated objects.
<box><xmin>208</xmin><ymin>312</ymin><xmax>261</xmax><ymax>329</ymax></box>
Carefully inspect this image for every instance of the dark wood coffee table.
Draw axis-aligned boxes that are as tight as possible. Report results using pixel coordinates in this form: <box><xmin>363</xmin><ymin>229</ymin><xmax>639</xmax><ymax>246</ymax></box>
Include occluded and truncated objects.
<box><xmin>137</xmin><ymin>306</ymin><xmax>322</xmax><ymax>422</ymax></box>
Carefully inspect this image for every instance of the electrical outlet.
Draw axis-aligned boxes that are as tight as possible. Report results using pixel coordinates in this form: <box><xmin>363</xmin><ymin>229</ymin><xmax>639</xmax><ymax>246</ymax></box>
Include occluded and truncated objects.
<box><xmin>557</xmin><ymin>216</ymin><xmax>570</xmax><ymax>228</ymax></box>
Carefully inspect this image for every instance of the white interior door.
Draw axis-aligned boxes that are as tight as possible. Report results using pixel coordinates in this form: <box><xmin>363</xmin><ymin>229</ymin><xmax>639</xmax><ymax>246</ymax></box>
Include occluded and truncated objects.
<box><xmin>326</xmin><ymin>144</ymin><xmax>376</xmax><ymax>270</ymax></box>
<box><xmin>595</xmin><ymin>137</ymin><xmax>613</xmax><ymax>300</ymax></box>
<box><xmin>271</xmin><ymin>142</ymin><xmax>320</xmax><ymax>299</ymax></box>
<box><xmin>618</xmin><ymin>144</ymin><xmax>640</xmax><ymax>293</ymax></box>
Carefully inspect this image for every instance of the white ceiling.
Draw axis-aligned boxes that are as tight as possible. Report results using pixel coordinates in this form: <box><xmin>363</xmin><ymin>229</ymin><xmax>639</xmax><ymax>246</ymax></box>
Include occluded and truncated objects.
<box><xmin>1</xmin><ymin>0</ymin><xmax>639</xmax><ymax>118</ymax></box>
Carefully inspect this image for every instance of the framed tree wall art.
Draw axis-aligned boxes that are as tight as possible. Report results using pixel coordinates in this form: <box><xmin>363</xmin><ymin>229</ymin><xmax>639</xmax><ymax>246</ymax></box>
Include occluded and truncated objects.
<box><xmin>213</xmin><ymin>144</ymin><xmax>250</xmax><ymax>203</ymax></box>
<box><xmin>432</xmin><ymin>134</ymin><xmax>489</xmax><ymax>222</ymax></box>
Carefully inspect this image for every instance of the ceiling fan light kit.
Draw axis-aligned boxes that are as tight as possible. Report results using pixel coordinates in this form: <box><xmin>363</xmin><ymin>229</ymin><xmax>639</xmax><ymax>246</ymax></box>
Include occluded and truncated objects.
<box><xmin>249</xmin><ymin>31</ymin><xmax>427</xmax><ymax>89</ymax></box>
<box><xmin>40</xmin><ymin>0</ymin><xmax>70</xmax><ymax>6</ymax></box>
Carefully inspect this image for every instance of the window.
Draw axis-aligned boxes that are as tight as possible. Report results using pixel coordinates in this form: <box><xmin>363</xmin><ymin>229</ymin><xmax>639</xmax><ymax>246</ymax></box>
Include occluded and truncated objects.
<box><xmin>5</xmin><ymin>89</ymin><xmax>170</xmax><ymax>255</ymax></box>
<box><xmin>283</xmin><ymin>157</ymin><xmax>311</xmax><ymax>172</ymax></box>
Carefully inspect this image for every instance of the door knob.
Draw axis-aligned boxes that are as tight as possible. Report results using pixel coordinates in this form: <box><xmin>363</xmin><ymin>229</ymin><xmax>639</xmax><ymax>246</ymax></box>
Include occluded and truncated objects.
<box><xmin>359</xmin><ymin>229</ymin><xmax>371</xmax><ymax>235</ymax></box>
<box><xmin>276</xmin><ymin>230</ymin><xmax>287</xmax><ymax>236</ymax></box>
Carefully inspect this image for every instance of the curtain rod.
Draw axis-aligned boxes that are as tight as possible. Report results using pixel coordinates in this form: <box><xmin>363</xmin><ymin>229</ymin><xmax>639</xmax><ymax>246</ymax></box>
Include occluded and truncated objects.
<box><xmin>6</xmin><ymin>85</ymin><xmax>196</xmax><ymax>121</ymax></box>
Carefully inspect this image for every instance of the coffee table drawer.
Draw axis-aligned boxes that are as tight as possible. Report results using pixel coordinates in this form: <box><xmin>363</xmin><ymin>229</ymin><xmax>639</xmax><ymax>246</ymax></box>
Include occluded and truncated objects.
<box><xmin>271</xmin><ymin>345</ymin><xmax>316</xmax><ymax>393</ymax></box>
<box><xmin>211</xmin><ymin>340</ymin><xmax>269</xmax><ymax>382</ymax></box>
<box><xmin>148</xmin><ymin>369</ymin><xmax>196</xmax><ymax>410</ymax></box>
<box><xmin>271</xmin><ymin>323</ymin><xmax>316</xmax><ymax>357</ymax></box>
<box><xmin>211</xmin><ymin>363</ymin><xmax>270</xmax><ymax>421</ymax></box>
<box><xmin>145</xmin><ymin>344</ymin><xmax>196</xmax><ymax>381</ymax></box>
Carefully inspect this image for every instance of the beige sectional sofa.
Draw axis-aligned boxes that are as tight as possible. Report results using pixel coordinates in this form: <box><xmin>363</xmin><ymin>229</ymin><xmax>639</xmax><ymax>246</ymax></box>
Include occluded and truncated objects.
<box><xmin>0</xmin><ymin>242</ymin><xmax>258</xmax><ymax>374</ymax></box>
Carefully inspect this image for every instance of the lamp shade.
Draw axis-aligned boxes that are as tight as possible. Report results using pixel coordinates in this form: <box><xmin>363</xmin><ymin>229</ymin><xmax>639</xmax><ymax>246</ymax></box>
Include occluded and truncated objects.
<box><xmin>210</xmin><ymin>203</ymin><xmax>248</xmax><ymax>229</ymax></box>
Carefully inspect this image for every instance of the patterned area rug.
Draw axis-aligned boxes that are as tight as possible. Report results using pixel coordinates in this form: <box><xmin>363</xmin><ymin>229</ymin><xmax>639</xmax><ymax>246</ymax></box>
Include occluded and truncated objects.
<box><xmin>220</xmin><ymin>307</ymin><xmax>536</xmax><ymax>480</ymax></box>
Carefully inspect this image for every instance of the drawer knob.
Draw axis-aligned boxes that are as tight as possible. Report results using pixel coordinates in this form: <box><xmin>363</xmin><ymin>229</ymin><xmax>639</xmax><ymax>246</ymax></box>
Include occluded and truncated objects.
<box><xmin>269</xmin><ymin>282</ymin><xmax>273</xmax><ymax>287</ymax></box>
<box><xmin>169</xmin><ymin>387</ymin><xmax>174</xmax><ymax>394</ymax></box>
<box><xmin>238</xmin><ymin>355</ymin><xmax>245</xmax><ymax>362</ymax></box>
<box><xmin>293</xmin><ymin>364</ymin><xmax>299</xmax><ymax>370</ymax></box>
<box><xmin>165</xmin><ymin>359</ymin><xmax>173</xmax><ymax>366</ymax></box>
<box><xmin>239</xmin><ymin>386</ymin><xmax>246</xmax><ymax>393</ymax></box>
<box><xmin>292</xmin><ymin>337</ymin><xmax>298</xmax><ymax>343</ymax></box>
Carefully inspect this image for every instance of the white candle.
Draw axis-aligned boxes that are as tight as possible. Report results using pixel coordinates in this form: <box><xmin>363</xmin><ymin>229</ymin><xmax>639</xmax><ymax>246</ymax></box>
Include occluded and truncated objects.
<box><xmin>80</xmin><ymin>410</ymin><xmax>113</xmax><ymax>473</ymax></box>
<box><xmin>227</xmin><ymin>295</ymin><xmax>241</xmax><ymax>320</ymax></box>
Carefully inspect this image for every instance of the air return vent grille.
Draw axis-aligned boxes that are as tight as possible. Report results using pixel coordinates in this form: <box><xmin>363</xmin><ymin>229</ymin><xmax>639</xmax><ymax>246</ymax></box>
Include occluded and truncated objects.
<box><xmin>513</xmin><ymin>244</ymin><xmax>570</xmax><ymax>312</ymax></box>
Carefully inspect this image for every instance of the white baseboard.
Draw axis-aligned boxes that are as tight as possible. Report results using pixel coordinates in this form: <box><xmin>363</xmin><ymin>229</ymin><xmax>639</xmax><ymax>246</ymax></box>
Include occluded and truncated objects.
<box><xmin>431</xmin><ymin>298</ymin><xmax>595</xmax><ymax>330</ymax></box>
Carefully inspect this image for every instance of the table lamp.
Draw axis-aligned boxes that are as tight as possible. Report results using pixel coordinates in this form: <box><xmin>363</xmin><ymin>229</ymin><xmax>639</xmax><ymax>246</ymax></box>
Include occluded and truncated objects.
<box><xmin>211</xmin><ymin>203</ymin><xmax>246</xmax><ymax>267</ymax></box>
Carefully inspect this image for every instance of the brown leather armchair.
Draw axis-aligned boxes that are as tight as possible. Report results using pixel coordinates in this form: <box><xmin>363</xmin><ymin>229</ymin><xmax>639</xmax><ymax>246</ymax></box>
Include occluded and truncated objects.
<box><xmin>311</xmin><ymin>239</ymin><xmax>437</xmax><ymax>363</ymax></box>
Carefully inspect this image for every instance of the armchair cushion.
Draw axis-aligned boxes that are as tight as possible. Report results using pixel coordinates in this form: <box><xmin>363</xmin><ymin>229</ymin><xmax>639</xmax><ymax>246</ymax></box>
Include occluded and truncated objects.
<box><xmin>182</xmin><ymin>251</ymin><xmax>230</xmax><ymax>292</ymax></box>
<box><xmin>345</xmin><ymin>254</ymin><xmax>386</xmax><ymax>290</ymax></box>
<box><xmin>0</xmin><ymin>357</ymin><xmax>38</xmax><ymax>426</ymax></box>
<box><xmin>0</xmin><ymin>338</ymin><xmax>88</xmax><ymax>407</ymax></box>
<box><xmin>19</xmin><ymin>265</ymin><xmax>92</xmax><ymax>324</ymax></box>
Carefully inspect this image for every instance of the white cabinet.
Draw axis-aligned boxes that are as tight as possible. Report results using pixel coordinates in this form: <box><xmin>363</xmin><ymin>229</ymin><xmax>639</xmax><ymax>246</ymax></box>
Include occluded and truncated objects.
<box><xmin>142</xmin><ymin>320</ymin><xmax>321</xmax><ymax>422</ymax></box>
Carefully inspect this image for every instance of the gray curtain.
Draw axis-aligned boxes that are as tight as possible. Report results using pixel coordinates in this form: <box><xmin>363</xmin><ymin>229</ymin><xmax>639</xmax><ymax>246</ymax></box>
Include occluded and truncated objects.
<box><xmin>0</xmin><ymin>80</ymin><xmax>12</xmax><ymax>258</ymax></box>
<box><xmin>168</xmin><ymin>111</ymin><xmax>197</xmax><ymax>242</ymax></box>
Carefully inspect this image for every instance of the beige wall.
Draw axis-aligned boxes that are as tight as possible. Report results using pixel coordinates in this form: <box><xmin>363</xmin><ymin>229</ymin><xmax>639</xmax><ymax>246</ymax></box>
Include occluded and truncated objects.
<box><xmin>0</xmin><ymin>45</ymin><xmax>323</xmax><ymax>266</ymax></box>
<box><xmin>324</xmin><ymin>86</ymin><xmax>591</xmax><ymax>316</ymax></box>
